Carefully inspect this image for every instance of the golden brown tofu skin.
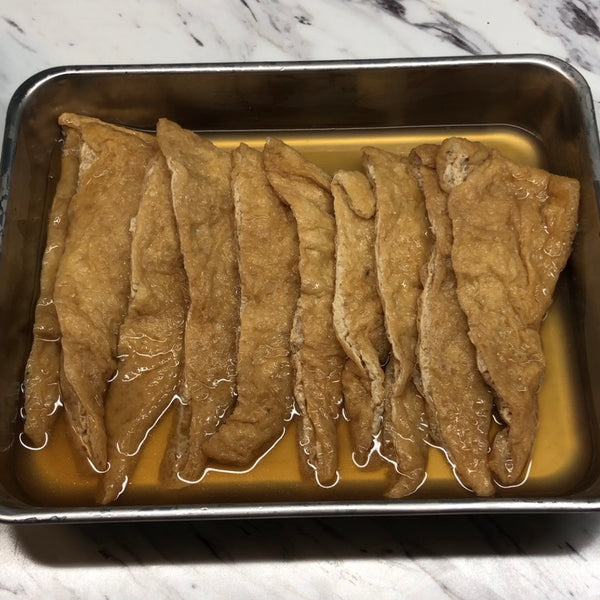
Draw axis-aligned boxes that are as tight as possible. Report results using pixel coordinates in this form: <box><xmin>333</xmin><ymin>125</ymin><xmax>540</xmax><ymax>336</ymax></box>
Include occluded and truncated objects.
<box><xmin>381</xmin><ymin>364</ymin><xmax>429</xmax><ymax>498</ymax></box>
<box><xmin>99</xmin><ymin>153</ymin><xmax>187</xmax><ymax>504</ymax></box>
<box><xmin>409</xmin><ymin>144</ymin><xmax>495</xmax><ymax>497</ymax></box>
<box><xmin>54</xmin><ymin>114</ymin><xmax>157</xmax><ymax>472</ymax></box>
<box><xmin>362</xmin><ymin>146</ymin><xmax>431</xmax><ymax>497</ymax></box>
<box><xmin>156</xmin><ymin>119</ymin><xmax>239</xmax><ymax>485</ymax></box>
<box><xmin>203</xmin><ymin>143</ymin><xmax>299</xmax><ymax>466</ymax></box>
<box><xmin>441</xmin><ymin>137</ymin><xmax>579</xmax><ymax>485</ymax></box>
<box><xmin>23</xmin><ymin>127</ymin><xmax>81</xmax><ymax>448</ymax></box>
<box><xmin>331</xmin><ymin>170</ymin><xmax>389</xmax><ymax>465</ymax></box>
<box><xmin>264</xmin><ymin>137</ymin><xmax>346</xmax><ymax>487</ymax></box>
<box><xmin>339</xmin><ymin>359</ymin><xmax>375</xmax><ymax>465</ymax></box>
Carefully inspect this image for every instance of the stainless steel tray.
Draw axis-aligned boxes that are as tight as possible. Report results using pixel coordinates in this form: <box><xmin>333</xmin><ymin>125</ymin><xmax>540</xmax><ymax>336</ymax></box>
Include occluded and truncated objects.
<box><xmin>1</xmin><ymin>55</ymin><xmax>599</xmax><ymax>523</ymax></box>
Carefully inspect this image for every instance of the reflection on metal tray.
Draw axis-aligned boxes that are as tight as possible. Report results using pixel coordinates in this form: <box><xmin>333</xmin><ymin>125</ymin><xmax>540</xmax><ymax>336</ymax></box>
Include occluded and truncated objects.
<box><xmin>0</xmin><ymin>55</ymin><xmax>599</xmax><ymax>523</ymax></box>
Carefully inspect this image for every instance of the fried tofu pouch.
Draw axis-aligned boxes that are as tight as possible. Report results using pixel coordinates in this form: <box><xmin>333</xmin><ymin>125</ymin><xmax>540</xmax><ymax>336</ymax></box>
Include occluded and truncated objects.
<box><xmin>53</xmin><ymin>114</ymin><xmax>157</xmax><ymax>472</ymax></box>
<box><xmin>23</xmin><ymin>127</ymin><xmax>82</xmax><ymax>448</ymax></box>
<box><xmin>410</xmin><ymin>143</ymin><xmax>494</xmax><ymax>496</ymax></box>
<box><xmin>363</xmin><ymin>147</ymin><xmax>431</xmax><ymax>497</ymax></box>
<box><xmin>156</xmin><ymin>119</ymin><xmax>239</xmax><ymax>485</ymax></box>
<box><xmin>99</xmin><ymin>153</ymin><xmax>187</xmax><ymax>504</ymax></box>
<box><xmin>331</xmin><ymin>171</ymin><xmax>389</xmax><ymax>465</ymax></box>
<box><xmin>264</xmin><ymin>137</ymin><xmax>346</xmax><ymax>486</ymax></box>
<box><xmin>203</xmin><ymin>143</ymin><xmax>299</xmax><ymax>466</ymax></box>
<box><xmin>439</xmin><ymin>137</ymin><xmax>579</xmax><ymax>485</ymax></box>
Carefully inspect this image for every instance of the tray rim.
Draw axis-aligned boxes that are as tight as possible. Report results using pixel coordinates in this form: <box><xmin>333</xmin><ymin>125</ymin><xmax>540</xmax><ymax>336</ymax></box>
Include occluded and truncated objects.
<box><xmin>5</xmin><ymin>498</ymin><xmax>600</xmax><ymax>524</ymax></box>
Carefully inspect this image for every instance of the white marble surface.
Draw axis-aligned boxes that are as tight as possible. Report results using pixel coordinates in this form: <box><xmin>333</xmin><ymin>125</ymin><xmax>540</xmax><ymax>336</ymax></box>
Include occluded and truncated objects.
<box><xmin>1</xmin><ymin>0</ymin><xmax>600</xmax><ymax>598</ymax></box>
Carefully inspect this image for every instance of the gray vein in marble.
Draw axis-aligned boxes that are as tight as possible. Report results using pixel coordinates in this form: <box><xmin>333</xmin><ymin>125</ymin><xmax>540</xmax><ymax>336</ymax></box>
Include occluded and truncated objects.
<box><xmin>563</xmin><ymin>540</ymin><xmax>585</xmax><ymax>560</ymax></box>
<box><xmin>224</xmin><ymin>0</ymin><xmax>310</xmax><ymax>59</ymax></box>
<box><xmin>174</xmin><ymin>9</ymin><xmax>205</xmax><ymax>49</ymax></box>
<box><xmin>190</xmin><ymin>33</ymin><xmax>204</xmax><ymax>47</ymax></box>
<box><xmin>361</xmin><ymin>0</ymin><xmax>499</xmax><ymax>54</ymax></box>
<box><xmin>240</xmin><ymin>0</ymin><xmax>258</xmax><ymax>22</ymax></box>
<box><xmin>523</xmin><ymin>0</ymin><xmax>600</xmax><ymax>71</ymax></box>
<box><xmin>0</xmin><ymin>581</ymin><xmax>24</xmax><ymax>596</ymax></box>
<box><xmin>295</xmin><ymin>14</ymin><xmax>312</xmax><ymax>26</ymax></box>
<box><xmin>3</xmin><ymin>17</ymin><xmax>25</xmax><ymax>35</ymax></box>
<box><xmin>4</xmin><ymin>29</ymin><xmax>35</xmax><ymax>54</ymax></box>
<box><xmin>561</xmin><ymin>0</ymin><xmax>600</xmax><ymax>39</ymax></box>
<box><xmin>421</xmin><ymin>11</ymin><xmax>488</xmax><ymax>54</ymax></box>
<box><xmin>373</xmin><ymin>0</ymin><xmax>406</xmax><ymax>19</ymax></box>
<box><xmin>412</xmin><ymin>566</ymin><xmax>467</xmax><ymax>600</ymax></box>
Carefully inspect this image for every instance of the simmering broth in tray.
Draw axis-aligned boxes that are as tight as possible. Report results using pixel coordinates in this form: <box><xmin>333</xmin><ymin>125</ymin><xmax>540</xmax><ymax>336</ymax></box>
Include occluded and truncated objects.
<box><xmin>14</xmin><ymin>125</ymin><xmax>590</xmax><ymax>506</ymax></box>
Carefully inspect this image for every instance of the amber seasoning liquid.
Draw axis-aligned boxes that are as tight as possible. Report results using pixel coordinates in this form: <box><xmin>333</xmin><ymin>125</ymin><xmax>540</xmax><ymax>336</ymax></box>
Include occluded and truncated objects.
<box><xmin>14</xmin><ymin>126</ymin><xmax>591</xmax><ymax>506</ymax></box>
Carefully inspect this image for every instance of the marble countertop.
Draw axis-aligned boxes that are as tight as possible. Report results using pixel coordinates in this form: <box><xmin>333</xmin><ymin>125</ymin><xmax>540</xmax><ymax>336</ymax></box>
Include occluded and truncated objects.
<box><xmin>1</xmin><ymin>1</ymin><xmax>600</xmax><ymax>598</ymax></box>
